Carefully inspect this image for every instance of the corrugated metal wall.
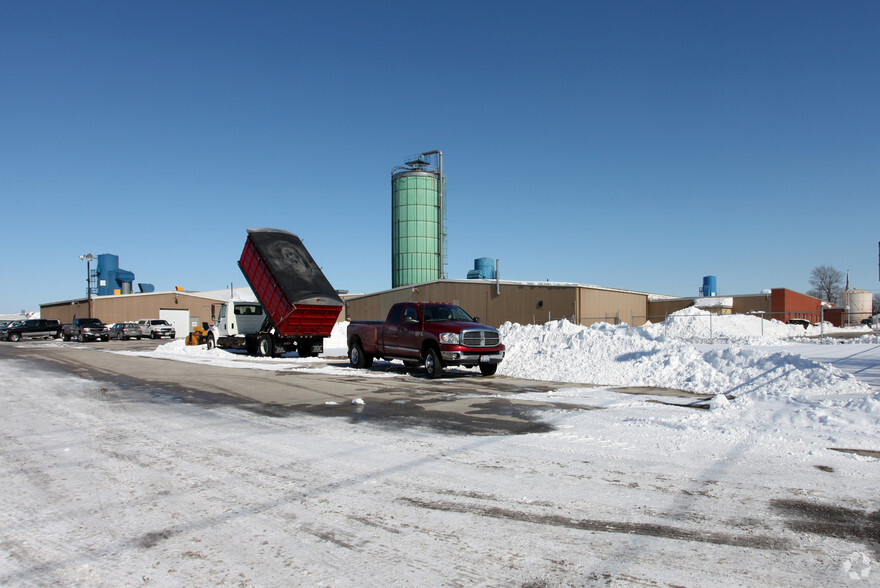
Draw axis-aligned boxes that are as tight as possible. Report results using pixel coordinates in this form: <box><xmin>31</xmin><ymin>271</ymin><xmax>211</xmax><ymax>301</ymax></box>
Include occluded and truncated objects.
<box><xmin>345</xmin><ymin>280</ymin><xmax>650</xmax><ymax>328</ymax></box>
<box><xmin>41</xmin><ymin>293</ymin><xmax>223</xmax><ymax>332</ymax></box>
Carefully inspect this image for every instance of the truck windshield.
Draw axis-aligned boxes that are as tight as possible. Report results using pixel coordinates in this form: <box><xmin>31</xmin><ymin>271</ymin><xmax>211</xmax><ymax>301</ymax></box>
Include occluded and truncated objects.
<box><xmin>422</xmin><ymin>305</ymin><xmax>474</xmax><ymax>322</ymax></box>
<box><xmin>234</xmin><ymin>305</ymin><xmax>263</xmax><ymax>316</ymax></box>
<box><xmin>80</xmin><ymin>319</ymin><xmax>102</xmax><ymax>325</ymax></box>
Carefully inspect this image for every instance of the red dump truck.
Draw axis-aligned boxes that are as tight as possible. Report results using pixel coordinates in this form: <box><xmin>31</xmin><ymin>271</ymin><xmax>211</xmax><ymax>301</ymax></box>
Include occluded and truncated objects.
<box><xmin>347</xmin><ymin>302</ymin><xmax>505</xmax><ymax>378</ymax></box>
<box><xmin>206</xmin><ymin>228</ymin><xmax>344</xmax><ymax>357</ymax></box>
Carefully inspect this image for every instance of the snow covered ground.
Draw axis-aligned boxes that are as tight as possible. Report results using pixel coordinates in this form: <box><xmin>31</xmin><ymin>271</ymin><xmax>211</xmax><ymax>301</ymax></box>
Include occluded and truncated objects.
<box><xmin>2</xmin><ymin>309</ymin><xmax>878</xmax><ymax>586</ymax></box>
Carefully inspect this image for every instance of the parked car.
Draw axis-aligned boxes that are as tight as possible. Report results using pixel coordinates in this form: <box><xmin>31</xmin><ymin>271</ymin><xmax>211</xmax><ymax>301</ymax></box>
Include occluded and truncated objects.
<box><xmin>2</xmin><ymin>319</ymin><xmax>62</xmax><ymax>342</ymax></box>
<box><xmin>137</xmin><ymin>319</ymin><xmax>176</xmax><ymax>339</ymax></box>
<box><xmin>110</xmin><ymin>322</ymin><xmax>143</xmax><ymax>340</ymax></box>
<box><xmin>0</xmin><ymin>320</ymin><xmax>24</xmax><ymax>333</ymax></box>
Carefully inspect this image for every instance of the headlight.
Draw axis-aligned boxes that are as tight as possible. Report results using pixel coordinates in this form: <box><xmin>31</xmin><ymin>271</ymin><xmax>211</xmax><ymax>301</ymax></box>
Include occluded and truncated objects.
<box><xmin>439</xmin><ymin>332</ymin><xmax>460</xmax><ymax>344</ymax></box>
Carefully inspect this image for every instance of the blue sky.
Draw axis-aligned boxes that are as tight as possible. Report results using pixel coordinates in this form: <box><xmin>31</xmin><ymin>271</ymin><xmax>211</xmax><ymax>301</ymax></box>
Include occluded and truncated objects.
<box><xmin>2</xmin><ymin>1</ymin><xmax>878</xmax><ymax>313</ymax></box>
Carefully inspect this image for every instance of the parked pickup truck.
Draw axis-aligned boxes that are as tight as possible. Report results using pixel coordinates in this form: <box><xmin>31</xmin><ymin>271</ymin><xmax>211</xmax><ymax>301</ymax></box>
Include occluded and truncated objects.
<box><xmin>137</xmin><ymin>319</ymin><xmax>176</xmax><ymax>339</ymax></box>
<box><xmin>347</xmin><ymin>302</ymin><xmax>505</xmax><ymax>378</ymax></box>
<box><xmin>2</xmin><ymin>319</ymin><xmax>62</xmax><ymax>342</ymax></box>
<box><xmin>62</xmin><ymin>318</ymin><xmax>110</xmax><ymax>342</ymax></box>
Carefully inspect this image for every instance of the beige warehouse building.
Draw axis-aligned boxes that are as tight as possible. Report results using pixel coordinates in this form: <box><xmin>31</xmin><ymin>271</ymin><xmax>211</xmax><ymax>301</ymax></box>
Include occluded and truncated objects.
<box><xmin>41</xmin><ymin>280</ymin><xmax>828</xmax><ymax>337</ymax></box>
<box><xmin>40</xmin><ymin>289</ymin><xmax>250</xmax><ymax>338</ymax></box>
<box><xmin>344</xmin><ymin>279</ymin><xmax>656</xmax><ymax>328</ymax></box>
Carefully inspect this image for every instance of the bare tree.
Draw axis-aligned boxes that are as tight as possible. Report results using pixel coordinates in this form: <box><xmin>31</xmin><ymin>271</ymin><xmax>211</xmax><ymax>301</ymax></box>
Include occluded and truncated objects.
<box><xmin>807</xmin><ymin>265</ymin><xmax>844</xmax><ymax>304</ymax></box>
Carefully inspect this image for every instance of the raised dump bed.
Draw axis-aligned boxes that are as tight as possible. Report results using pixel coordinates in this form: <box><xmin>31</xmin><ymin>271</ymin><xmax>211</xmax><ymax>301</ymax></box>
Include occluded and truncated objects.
<box><xmin>207</xmin><ymin>228</ymin><xmax>343</xmax><ymax>357</ymax></box>
<box><xmin>239</xmin><ymin>228</ymin><xmax>343</xmax><ymax>337</ymax></box>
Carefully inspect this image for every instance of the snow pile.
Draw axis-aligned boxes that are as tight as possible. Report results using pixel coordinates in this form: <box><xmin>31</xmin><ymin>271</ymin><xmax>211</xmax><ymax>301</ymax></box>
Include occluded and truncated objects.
<box><xmin>642</xmin><ymin>306</ymin><xmax>845</xmax><ymax>343</ymax></box>
<box><xmin>497</xmin><ymin>318</ymin><xmax>873</xmax><ymax>399</ymax></box>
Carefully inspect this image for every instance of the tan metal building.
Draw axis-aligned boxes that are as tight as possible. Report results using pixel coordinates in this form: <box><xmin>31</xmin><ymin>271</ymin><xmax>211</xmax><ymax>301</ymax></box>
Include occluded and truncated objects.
<box><xmin>40</xmin><ymin>291</ymin><xmax>230</xmax><ymax>337</ymax></box>
<box><xmin>645</xmin><ymin>289</ymin><xmax>831</xmax><ymax>324</ymax></box>
<box><xmin>344</xmin><ymin>279</ymin><xmax>654</xmax><ymax>328</ymax></box>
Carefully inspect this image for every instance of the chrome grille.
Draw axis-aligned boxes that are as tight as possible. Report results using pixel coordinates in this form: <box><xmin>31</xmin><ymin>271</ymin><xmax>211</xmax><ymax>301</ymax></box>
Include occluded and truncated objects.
<box><xmin>460</xmin><ymin>329</ymin><xmax>501</xmax><ymax>348</ymax></box>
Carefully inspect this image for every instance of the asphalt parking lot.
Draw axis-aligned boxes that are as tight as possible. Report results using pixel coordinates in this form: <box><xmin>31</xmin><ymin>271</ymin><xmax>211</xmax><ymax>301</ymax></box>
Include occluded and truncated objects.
<box><xmin>0</xmin><ymin>337</ymin><xmax>715</xmax><ymax>436</ymax></box>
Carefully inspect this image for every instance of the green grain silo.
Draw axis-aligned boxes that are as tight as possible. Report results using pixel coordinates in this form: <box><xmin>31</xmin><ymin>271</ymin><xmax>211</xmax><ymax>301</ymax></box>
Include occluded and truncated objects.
<box><xmin>391</xmin><ymin>150</ymin><xmax>447</xmax><ymax>288</ymax></box>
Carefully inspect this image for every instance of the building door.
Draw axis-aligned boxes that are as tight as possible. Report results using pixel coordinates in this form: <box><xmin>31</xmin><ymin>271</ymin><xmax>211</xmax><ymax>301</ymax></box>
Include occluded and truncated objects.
<box><xmin>159</xmin><ymin>308</ymin><xmax>190</xmax><ymax>339</ymax></box>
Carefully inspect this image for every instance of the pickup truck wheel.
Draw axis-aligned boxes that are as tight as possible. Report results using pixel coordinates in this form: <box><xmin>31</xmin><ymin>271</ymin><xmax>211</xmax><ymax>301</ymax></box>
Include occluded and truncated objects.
<box><xmin>479</xmin><ymin>363</ymin><xmax>498</xmax><ymax>376</ymax></box>
<box><xmin>256</xmin><ymin>334</ymin><xmax>274</xmax><ymax>357</ymax></box>
<box><xmin>63</xmin><ymin>333</ymin><xmax>71</xmax><ymax>341</ymax></box>
<box><xmin>424</xmin><ymin>347</ymin><xmax>443</xmax><ymax>379</ymax></box>
<box><xmin>8</xmin><ymin>332</ymin><xmax>21</xmax><ymax>343</ymax></box>
<box><xmin>349</xmin><ymin>341</ymin><xmax>373</xmax><ymax>369</ymax></box>
<box><xmin>206</xmin><ymin>334</ymin><xmax>215</xmax><ymax>350</ymax></box>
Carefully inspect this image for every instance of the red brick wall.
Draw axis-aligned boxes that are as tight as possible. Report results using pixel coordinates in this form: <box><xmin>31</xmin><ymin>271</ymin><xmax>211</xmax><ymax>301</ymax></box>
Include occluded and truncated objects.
<box><xmin>770</xmin><ymin>289</ymin><xmax>823</xmax><ymax>323</ymax></box>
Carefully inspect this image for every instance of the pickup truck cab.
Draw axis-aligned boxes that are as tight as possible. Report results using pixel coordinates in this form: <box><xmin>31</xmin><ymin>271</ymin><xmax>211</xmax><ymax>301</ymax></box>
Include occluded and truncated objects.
<box><xmin>347</xmin><ymin>302</ymin><xmax>505</xmax><ymax>378</ymax></box>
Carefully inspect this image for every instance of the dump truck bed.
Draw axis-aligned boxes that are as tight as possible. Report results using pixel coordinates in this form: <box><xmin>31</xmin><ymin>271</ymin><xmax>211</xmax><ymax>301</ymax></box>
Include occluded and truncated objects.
<box><xmin>238</xmin><ymin>228</ymin><xmax>343</xmax><ymax>337</ymax></box>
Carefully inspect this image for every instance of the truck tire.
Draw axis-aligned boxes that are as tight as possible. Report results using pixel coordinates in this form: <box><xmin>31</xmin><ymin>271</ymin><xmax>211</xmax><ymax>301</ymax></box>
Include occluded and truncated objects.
<box><xmin>256</xmin><ymin>334</ymin><xmax>274</xmax><ymax>357</ymax></box>
<box><xmin>8</xmin><ymin>332</ymin><xmax>21</xmax><ymax>342</ymax></box>
<box><xmin>297</xmin><ymin>338</ymin><xmax>315</xmax><ymax>358</ymax></box>
<box><xmin>349</xmin><ymin>341</ymin><xmax>373</xmax><ymax>369</ymax></box>
<box><xmin>479</xmin><ymin>363</ymin><xmax>498</xmax><ymax>376</ymax></box>
<box><xmin>206</xmin><ymin>333</ymin><xmax>216</xmax><ymax>350</ymax></box>
<box><xmin>63</xmin><ymin>332</ymin><xmax>71</xmax><ymax>342</ymax></box>
<box><xmin>424</xmin><ymin>347</ymin><xmax>443</xmax><ymax>379</ymax></box>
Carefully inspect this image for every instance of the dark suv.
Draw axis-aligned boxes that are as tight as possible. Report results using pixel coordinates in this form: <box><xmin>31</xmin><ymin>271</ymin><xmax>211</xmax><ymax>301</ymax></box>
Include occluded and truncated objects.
<box><xmin>2</xmin><ymin>319</ymin><xmax>62</xmax><ymax>342</ymax></box>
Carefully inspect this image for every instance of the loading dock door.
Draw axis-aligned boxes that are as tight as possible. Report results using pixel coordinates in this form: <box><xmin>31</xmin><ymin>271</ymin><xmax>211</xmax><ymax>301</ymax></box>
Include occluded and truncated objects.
<box><xmin>159</xmin><ymin>308</ymin><xmax>190</xmax><ymax>339</ymax></box>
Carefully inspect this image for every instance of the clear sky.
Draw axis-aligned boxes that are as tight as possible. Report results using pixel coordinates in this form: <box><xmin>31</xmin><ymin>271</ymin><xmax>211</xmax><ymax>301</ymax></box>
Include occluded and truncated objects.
<box><xmin>2</xmin><ymin>1</ymin><xmax>878</xmax><ymax>314</ymax></box>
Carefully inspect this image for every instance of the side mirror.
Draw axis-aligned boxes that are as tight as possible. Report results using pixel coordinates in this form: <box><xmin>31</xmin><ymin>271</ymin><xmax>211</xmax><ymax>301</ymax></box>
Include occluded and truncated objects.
<box><xmin>472</xmin><ymin>317</ymin><xmax>481</xmax><ymax>323</ymax></box>
<box><xmin>211</xmin><ymin>305</ymin><xmax>216</xmax><ymax>321</ymax></box>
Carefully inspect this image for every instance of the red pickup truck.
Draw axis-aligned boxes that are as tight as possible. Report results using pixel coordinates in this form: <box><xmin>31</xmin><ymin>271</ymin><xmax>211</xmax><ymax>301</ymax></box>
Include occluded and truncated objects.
<box><xmin>347</xmin><ymin>302</ymin><xmax>505</xmax><ymax>378</ymax></box>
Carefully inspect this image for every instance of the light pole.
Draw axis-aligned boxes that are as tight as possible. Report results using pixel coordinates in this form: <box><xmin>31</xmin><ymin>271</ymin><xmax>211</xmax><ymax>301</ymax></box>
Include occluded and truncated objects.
<box><xmin>79</xmin><ymin>253</ymin><xmax>93</xmax><ymax>318</ymax></box>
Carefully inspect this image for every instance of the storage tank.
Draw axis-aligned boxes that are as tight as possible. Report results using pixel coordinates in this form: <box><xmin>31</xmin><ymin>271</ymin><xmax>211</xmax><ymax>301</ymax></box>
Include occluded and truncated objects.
<box><xmin>467</xmin><ymin>257</ymin><xmax>496</xmax><ymax>280</ymax></box>
<box><xmin>391</xmin><ymin>151</ymin><xmax>447</xmax><ymax>288</ymax></box>
<box><xmin>842</xmin><ymin>289</ymin><xmax>872</xmax><ymax>325</ymax></box>
<box><xmin>701</xmin><ymin>275</ymin><xmax>717</xmax><ymax>297</ymax></box>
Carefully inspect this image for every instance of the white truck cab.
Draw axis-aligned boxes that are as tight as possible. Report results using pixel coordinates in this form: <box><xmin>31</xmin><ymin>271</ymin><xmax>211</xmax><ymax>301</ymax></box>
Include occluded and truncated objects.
<box><xmin>212</xmin><ymin>301</ymin><xmax>265</xmax><ymax>337</ymax></box>
<box><xmin>207</xmin><ymin>301</ymin><xmax>267</xmax><ymax>351</ymax></box>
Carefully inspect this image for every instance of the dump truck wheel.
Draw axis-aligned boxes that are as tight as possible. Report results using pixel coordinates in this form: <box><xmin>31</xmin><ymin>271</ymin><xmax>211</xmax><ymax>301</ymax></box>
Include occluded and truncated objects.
<box><xmin>298</xmin><ymin>339</ymin><xmax>315</xmax><ymax>358</ymax></box>
<box><xmin>256</xmin><ymin>334</ymin><xmax>274</xmax><ymax>357</ymax></box>
<box><xmin>206</xmin><ymin>334</ymin><xmax>216</xmax><ymax>350</ymax></box>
